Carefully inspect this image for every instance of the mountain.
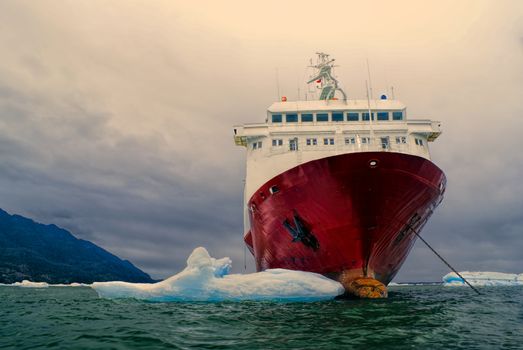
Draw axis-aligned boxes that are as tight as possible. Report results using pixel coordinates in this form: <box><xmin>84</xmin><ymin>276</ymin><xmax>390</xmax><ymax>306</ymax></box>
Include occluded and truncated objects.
<box><xmin>0</xmin><ymin>208</ymin><xmax>154</xmax><ymax>284</ymax></box>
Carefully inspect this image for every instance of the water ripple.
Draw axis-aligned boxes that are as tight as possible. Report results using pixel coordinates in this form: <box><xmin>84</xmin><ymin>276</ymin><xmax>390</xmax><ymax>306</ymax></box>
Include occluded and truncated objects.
<box><xmin>0</xmin><ymin>285</ymin><xmax>522</xmax><ymax>349</ymax></box>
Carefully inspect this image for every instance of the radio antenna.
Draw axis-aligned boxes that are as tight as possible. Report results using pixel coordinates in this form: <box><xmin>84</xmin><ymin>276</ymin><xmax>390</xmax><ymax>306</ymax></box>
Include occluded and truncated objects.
<box><xmin>366</xmin><ymin>58</ymin><xmax>374</xmax><ymax>99</ymax></box>
<box><xmin>275</xmin><ymin>68</ymin><xmax>281</xmax><ymax>101</ymax></box>
<box><xmin>366</xmin><ymin>80</ymin><xmax>375</xmax><ymax>140</ymax></box>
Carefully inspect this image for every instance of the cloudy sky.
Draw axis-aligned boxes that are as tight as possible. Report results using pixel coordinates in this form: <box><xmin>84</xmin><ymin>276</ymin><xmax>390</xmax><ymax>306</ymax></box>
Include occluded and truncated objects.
<box><xmin>0</xmin><ymin>0</ymin><xmax>521</xmax><ymax>281</ymax></box>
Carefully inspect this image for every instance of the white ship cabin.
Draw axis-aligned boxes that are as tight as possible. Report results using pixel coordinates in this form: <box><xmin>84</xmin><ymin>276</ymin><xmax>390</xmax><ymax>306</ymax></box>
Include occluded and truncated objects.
<box><xmin>234</xmin><ymin>98</ymin><xmax>442</xmax><ymax>200</ymax></box>
<box><xmin>233</xmin><ymin>53</ymin><xmax>442</xmax><ymax>202</ymax></box>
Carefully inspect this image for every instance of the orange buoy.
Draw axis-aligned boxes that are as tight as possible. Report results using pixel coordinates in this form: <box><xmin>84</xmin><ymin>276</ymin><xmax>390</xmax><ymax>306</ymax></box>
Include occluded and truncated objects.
<box><xmin>281</xmin><ymin>96</ymin><xmax>287</xmax><ymax>102</ymax></box>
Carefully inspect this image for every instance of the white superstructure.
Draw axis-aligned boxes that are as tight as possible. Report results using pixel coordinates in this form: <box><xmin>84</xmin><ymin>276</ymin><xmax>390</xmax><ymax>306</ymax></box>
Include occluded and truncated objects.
<box><xmin>234</xmin><ymin>99</ymin><xmax>442</xmax><ymax>200</ymax></box>
<box><xmin>233</xmin><ymin>53</ymin><xmax>443</xmax><ymax>234</ymax></box>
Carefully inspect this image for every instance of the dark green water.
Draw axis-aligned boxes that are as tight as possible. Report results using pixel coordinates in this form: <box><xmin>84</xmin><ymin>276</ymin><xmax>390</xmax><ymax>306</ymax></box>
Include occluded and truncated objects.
<box><xmin>0</xmin><ymin>285</ymin><xmax>521</xmax><ymax>349</ymax></box>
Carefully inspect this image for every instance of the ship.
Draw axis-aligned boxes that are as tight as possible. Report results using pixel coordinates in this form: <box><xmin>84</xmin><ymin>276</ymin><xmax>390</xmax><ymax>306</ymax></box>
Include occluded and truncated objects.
<box><xmin>233</xmin><ymin>53</ymin><xmax>446</xmax><ymax>298</ymax></box>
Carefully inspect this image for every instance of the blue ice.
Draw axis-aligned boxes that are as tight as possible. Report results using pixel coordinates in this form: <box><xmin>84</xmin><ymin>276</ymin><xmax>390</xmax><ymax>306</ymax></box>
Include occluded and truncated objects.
<box><xmin>443</xmin><ymin>271</ymin><xmax>523</xmax><ymax>287</ymax></box>
<box><xmin>91</xmin><ymin>247</ymin><xmax>345</xmax><ymax>302</ymax></box>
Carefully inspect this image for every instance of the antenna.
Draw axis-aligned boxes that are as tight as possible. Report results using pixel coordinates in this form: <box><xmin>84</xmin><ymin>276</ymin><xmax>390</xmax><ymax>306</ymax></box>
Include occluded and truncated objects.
<box><xmin>391</xmin><ymin>86</ymin><xmax>395</xmax><ymax>99</ymax></box>
<box><xmin>275</xmin><ymin>68</ymin><xmax>280</xmax><ymax>101</ymax></box>
<box><xmin>366</xmin><ymin>80</ymin><xmax>375</xmax><ymax>141</ymax></box>
<box><xmin>385</xmin><ymin>69</ymin><xmax>390</xmax><ymax>98</ymax></box>
<box><xmin>366</xmin><ymin>58</ymin><xmax>374</xmax><ymax>100</ymax></box>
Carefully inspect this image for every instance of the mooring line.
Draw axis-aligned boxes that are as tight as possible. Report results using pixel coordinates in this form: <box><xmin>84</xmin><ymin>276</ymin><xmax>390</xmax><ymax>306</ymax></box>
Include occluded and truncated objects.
<box><xmin>413</xmin><ymin>231</ymin><xmax>481</xmax><ymax>295</ymax></box>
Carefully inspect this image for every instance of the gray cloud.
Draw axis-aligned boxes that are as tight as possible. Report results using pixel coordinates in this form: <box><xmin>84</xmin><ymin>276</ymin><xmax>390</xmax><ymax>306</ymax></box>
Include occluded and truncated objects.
<box><xmin>0</xmin><ymin>0</ymin><xmax>522</xmax><ymax>281</ymax></box>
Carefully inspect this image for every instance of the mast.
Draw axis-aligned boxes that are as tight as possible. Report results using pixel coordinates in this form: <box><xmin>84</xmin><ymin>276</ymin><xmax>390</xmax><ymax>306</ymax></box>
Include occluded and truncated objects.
<box><xmin>307</xmin><ymin>52</ymin><xmax>347</xmax><ymax>101</ymax></box>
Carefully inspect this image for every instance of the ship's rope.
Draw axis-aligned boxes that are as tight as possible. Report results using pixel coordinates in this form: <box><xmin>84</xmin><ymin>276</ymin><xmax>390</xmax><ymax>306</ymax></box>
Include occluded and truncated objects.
<box><xmin>413</xmin><ymin>231</ymin><xmax>481</xmax><ymax>295</ymax></box>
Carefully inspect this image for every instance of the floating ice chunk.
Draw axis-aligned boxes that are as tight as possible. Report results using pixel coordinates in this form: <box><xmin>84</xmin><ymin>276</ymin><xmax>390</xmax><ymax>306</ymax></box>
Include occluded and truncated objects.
<box><xmin>389</xmin><ymin>282</ymin><xmax>440</xmax><ymax>287</ymax></box>
<box><xmin>51</xmin><ymin>282</ymin><xmax>90</xmax><ymax>287</ymax></box>
<box><xmin>443</xmin><ymin>271</ymin><xmax>523</xmax><ymax>287</ymax></box>
<box><xmin>388</xmin><ymin>282</ymin><xmax>410</xmax><ymax>286</ymax></box>
<box><xmin>92</xmin><ymin>247</ymin><xmax>344</xmax><ymax>302</ymax></box>
<box><xmin>12</xmin><ymin>280</ymin><xmax>49</xmax><ymax>288</ymax></box>
<box><xmin>0</xmin><ymin>281</ymin><xmax>89</xmax><ymax>287</ymax></box>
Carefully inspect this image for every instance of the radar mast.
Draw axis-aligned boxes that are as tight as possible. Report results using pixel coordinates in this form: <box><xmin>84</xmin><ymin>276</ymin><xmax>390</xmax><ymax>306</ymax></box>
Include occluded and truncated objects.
<box><xmin>307</xmin><ymin>52</ymin><xmax>347</xmax><ymax>101</ymax></box>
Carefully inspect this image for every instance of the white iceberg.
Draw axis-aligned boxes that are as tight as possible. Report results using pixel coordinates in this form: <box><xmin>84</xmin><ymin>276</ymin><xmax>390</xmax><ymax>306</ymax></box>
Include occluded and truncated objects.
<box><xmin>92</xmin><ymin>247</ymin><xmax>344</xmax><ymax>302</ymax></box>
<box><xmin>11</xmin><ymin>280</ymin><xmax>49</xmax><ymax>288</ymax></box>
<box><xmin>388</xmin><ymin>282</ymin><xmax>410</xmax><ymax>286</ymax></box>
<box><xmin>51</xmin><ymin>282</ymin><xmax>90</xmax><ymax>287</ymax></box>
<box><xmin>0</xmin><ymin>281</ymin><xmax>89</xmax><ymax>288</ymax></box>
<box><xmin>443</xmin><ymin>271</ymin><xmax>523</xmax><ymax>287</ymax></box>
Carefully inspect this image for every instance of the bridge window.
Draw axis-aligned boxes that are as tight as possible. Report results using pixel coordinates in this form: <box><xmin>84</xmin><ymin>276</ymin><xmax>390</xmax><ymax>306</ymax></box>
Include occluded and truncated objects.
<box><xmin>415</xmin><ymin>138</ymin><xmax>424</xmax><ymax>146</ymax></box>
<box><xmin>393</xmin><ymin>111</ymin><xmax>403</xmax><ymax>120</ymax></box>
<box><xmin>345</xmin><ymin>137</ymin><xmax>356</xmax><ymax>144</ymax></box>
<box><xmin>332</xmin><ymin>112</ymin><xmax>344</xmax><ymax>122</ymax></box>
<box><xmin>301</xmin><ymin>113</ymin><xmax>313</xmax><ymax>122</ymax></box>
<box><xmin>252</xmin><ymin>141</ymin><xmax>262</xmax><ymax>150</ymax></box>
<box><xmin>286</xmin><ymin>114</ymin><xmax>298</xmax><ymax>123</ymax></box>
<box><xmin>347</xmin><ymin>112</ymin><xmax>359</xmax><ymax>121</ymax></box>
<box><xmin>272</xmin><ymin>139</ymin><xmax>283</xmax><ymax>147</ymax></box>
<box><xmin>323</xmin><ymin>138</ymin><xmax>334</xmax><ymax>145</ymax></box>
<box><xmin>317</xmin><ymin>113</ymin><xmax>329</xmax><ymax>122</ymax></box>
<box><xmin>361</xmin><ymin>137</ymin><xmax>370</xmax><ymax>144</ymax></box>
<box><xmin>272</xmin><ymin>114</ymin><xmax>282</xmax><ymax>123</ymax></box>
<box><xmin>362</xmin><ymin>112</ymin><xmax>375</xmax><ymax>121</ymax></box>
<box><xmin>306</xmin><ymin>138</ymin><xmax>317</xmax><ymax>146</ymax></box>
<box><xmin>377</xmin><ymin>112</ymin><xmax>389</xmax><ymax>121</ymax></box>
<box><xmin>395</xmin><ymin>136</ymin><xmax>407</xmax><ymax>144</ymax></box>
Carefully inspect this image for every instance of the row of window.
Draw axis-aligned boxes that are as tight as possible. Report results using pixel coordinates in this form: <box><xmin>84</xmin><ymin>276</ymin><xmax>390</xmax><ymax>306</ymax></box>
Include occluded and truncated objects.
<box><xmin>271</xmin><ymin>111</ymin><xmax>404</xmax><ymax>123</ymax></box>
<box><xmin>263</xmin><ymin>136</ymin><xmax>418</xmax><ymax>149</ymax></box>
<box><xmin>345</xmin><ymin>137</ymin><xmax>370</xmax><ymax>144</ymax></box>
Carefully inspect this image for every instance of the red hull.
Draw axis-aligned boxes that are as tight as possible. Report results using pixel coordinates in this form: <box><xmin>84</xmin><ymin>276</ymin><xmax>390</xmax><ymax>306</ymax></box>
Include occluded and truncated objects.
<box><xmin>245</xmin><ymin>152</ymin><xmax>446</xmax><ymax>285</ymax></box>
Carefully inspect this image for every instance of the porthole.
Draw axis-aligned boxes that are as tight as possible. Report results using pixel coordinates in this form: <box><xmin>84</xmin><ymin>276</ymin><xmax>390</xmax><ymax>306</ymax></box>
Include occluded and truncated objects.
<box><xmin>269</xmin><ymin>185</ymin><xmax>280</xmax><ymax>195</ymax></box>
<box><xmin>369</xmin><ymin>159</ymin><xmax>379</xmax><ymax>168</ymax></box>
